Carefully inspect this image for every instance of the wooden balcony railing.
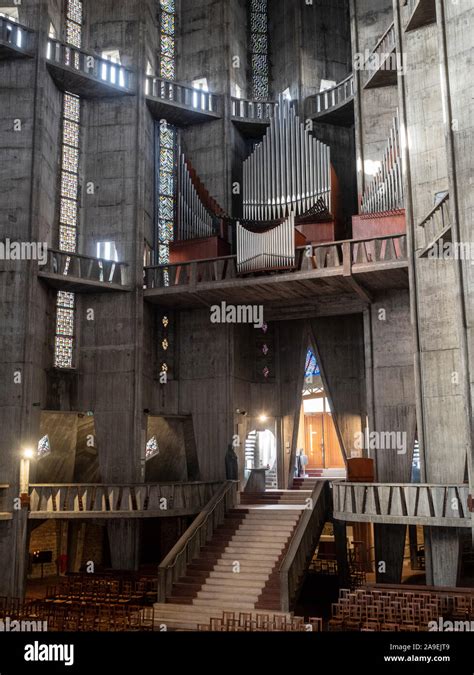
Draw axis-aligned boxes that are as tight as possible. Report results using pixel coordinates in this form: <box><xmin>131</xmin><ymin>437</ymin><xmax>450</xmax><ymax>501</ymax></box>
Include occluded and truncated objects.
<box><xmin>333</xmin><ymin>482</ymin><xmax>471</xmax><ymax>527</ymax></box>
<box><xmin>308</xmin><ymin>74</ymin><xmax>354</xmax><ymax>116</ymax></box>
<box><xmin>418</xmin><ymin>192</ymin><xmax>450</xmax><ymax>256</ymax></box>
<box><xmin>40</xmin><ymin>249</ymin><xmax>129</xmax><ymax>287</ymax></box>
<box><xmin>146</xmin><ymin>76</ymin><xmax>220</xmax><ymax>115</ymax></box>
<box><xmin>157</xmin><ymin>481</ymin><xmax>238</xmax><ymax>602</ymax></box>
<box><xmin>0</xmin><ymin>16</ymin><xmax>34</xmax><ymax>54</ymax></box>
<box><xmin>46</xmin><ymin>39</ymin><xmax>134</xmax><ymax>92</ymax></box>
<box><xmin>231</xmin><ymin>97</ymin><xmax>277</xmax><ymax>121</ymax></box>
<box><xmin>144</xmin><ymin>233</ymin><xmax>408</xmax><ymax>289</ymax></box>
<box><xmin>28</xmin><ymin>481</ymin><xmax>224</xmax><ymax>518</ymax></box>
<box><xmin>280</xmin><ymin>481</ymin><xmax>331</xmax><ymax>612</ymax></box>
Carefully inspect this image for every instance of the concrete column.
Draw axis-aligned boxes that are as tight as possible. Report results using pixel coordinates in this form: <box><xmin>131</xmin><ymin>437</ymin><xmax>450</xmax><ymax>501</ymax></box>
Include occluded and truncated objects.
<box><xmin>374</xmin><ymin>524</ymin><xmax>406</xmax><ymax>584</ymax></box>
<box><xmin>425</xmin><ymin>527</ymin><xmax>461</xmax><ymax>588</ymax></box>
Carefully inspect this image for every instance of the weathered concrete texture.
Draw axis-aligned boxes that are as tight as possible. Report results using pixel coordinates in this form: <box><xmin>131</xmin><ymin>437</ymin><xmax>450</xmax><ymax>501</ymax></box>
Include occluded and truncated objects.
<box><xmin>374</xmin><ymin>523</ymin><xmax>406</xmax><ymax>584</ymax></box>
<box><xmin>351</xmin><ymin>0</ymin><xmax>399</xmax><ymax>198</ymax></box>
<box><xmin>270</xmin><ymin>0</ymin><xmax>352</xmax><ymax>100</ymax></box>
<box><xmin>310</xmin><ymin>314</ymin><xmax>366</xmax><ymax>460</ymax></box>
<box><xmin>425</xmin><ymin>527</ymin><xmax>461</xmax><ymax>588</ymax></box>
<box><xmin>369</xmin><ymin>290</ymin><xmax>416</xmax><ymax>482</ymax></box>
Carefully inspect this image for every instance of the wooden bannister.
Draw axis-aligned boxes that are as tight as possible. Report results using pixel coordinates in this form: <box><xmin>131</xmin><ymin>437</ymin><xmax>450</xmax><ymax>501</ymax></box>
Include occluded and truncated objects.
<box><xmin>279</xmin><ymin>481</ymin><xmax>331</xmax><ymax>612</ymax></box>
<box><xmin>41</xmin><ymin>249</ymin><xmax>129</xmax><ymax>286</ymax></box>
<box><xmin>157</xmin><ymin>481</ymin><xmax>238</xmax><ymax>603</ymax></box>
<box><xmin>144</xmin><ymin>233</ymin><xmax>408</xmax><ymax>289</ymax></box>
<box><xmin>46</xmin><ymin>39</ymin><xmax>134</xmax><ymax>91</ymax></box>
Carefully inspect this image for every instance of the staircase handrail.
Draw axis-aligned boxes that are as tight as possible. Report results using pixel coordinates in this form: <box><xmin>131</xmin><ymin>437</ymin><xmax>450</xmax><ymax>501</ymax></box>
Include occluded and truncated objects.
<box><xmin>279</xmin><ymin>481</ymin><xmax>331</xmax><ymax>612</ymax></box>
<box><xmin>157</xmin><ymin>480</ymin><xmax>238</xmax><ymax>602</ymax></box>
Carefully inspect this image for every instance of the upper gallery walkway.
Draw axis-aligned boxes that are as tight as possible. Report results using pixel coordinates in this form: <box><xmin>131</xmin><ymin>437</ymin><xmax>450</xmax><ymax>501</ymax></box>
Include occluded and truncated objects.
<box><xmin>144</xmin><ymin>233</ymin><xmax>409</xmax><ymax>315</ymax></box>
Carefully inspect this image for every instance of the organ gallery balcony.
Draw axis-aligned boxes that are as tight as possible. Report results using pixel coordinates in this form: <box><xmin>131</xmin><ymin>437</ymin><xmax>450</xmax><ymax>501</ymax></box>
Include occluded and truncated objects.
<box><xmin>306</xmin><ymin>75</ymin><xmax>355</xmax><ymax>126</ymax></box>
<box><xmin>0</xmin><ymin>16</ymin><xmax>34</xmax><ymax>59</ymax></box>
<box><xmin>46</xmin><ymin>39</ymin><xmax>135</xmax><ymax>97</ymax></box>
<box><xmin>363</xmin><ymin>22</ymin><xmax>398</xmax><ymax>89</ymax></box>
<box><xmin>333</xmin><ymin>482</ymin><xmax>471</xmax><ymax>528</ymax></box>
<box><xmin>143</xmin><ymin>233</ymin><xmax>409</xmax><ymax>316</ymax></box>
<box><xmin>231</xmin><ymin>97</ymin><xmax>277</xmax><ymax>137</ymax></box>
<box><xmin>404</xmin><ymin>0</ymin><xmax>437</xmax><ymax>31</ymax></box>
<box><xmin>38</xmin><ymin>250</ymin><xmax>131</xmax><ymax>293</ymax></box>
<box><xmin>145</xmin><ymin>77</ymin><xmax>222</xmax><ymax>126</ymax></box>
<box><xmin>28</xmin><ymin>481</ymin><xmax>223</xmax><ymax>519</ymax></box>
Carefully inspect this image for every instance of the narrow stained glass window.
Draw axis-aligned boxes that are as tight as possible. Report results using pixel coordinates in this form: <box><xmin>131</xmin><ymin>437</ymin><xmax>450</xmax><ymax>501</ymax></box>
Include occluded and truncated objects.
<box><xmin>54</xmin><ymin>2</ymin><xmax>82</xmax><ymax>369</ymax></box>
<box><xmin>249</xmin><ymin>0</ymin><xmax>270</xmax><ymax>101</ymax></box>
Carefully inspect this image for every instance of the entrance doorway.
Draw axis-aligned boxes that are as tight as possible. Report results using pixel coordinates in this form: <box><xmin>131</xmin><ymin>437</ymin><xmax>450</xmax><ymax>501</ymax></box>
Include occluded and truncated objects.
<box><xmin>297</xmin><ymin>349</ymin><xmax>345</xmax><ymax>473</ymax></box>
<box><xmin>304</xmin><ymin>403</ymin><xmax>343</xmax><ymax>470</ymax></box>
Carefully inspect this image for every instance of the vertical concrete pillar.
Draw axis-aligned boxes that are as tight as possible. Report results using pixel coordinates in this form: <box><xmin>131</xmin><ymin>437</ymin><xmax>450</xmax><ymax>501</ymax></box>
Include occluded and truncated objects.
<box><xmin>374</xmin><ymin>524</ymin><xmax>406</xmax><ymax>584</ymax></box>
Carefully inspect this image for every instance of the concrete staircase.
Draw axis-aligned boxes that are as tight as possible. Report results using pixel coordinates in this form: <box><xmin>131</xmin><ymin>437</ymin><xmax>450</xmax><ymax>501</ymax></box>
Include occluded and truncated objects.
<box><xmin>154</xmin><ymin>493</ymin><xmax>308</xmax><ymax>630</ymax></box>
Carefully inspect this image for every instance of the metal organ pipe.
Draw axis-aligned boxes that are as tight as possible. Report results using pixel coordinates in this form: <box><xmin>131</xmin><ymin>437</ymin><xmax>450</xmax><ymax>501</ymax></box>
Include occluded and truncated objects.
<box><xmin>176</xmin><ymin>150</ymin><xmax>215</xmax><ymax>241</ymax></box>
<box><xmin>243</xmin><ymin>98</ymin><xmax>331</xmax><ymax>220</ymax></box>
<box><xmin>236</xmin><ymin>213</ymin><xmax>296</xmax><ymax>274</ymax></box>
<box><xmin>361</xmin><ymin>111</ymin><xmax>404</xmax><ymax>215</ymax></box>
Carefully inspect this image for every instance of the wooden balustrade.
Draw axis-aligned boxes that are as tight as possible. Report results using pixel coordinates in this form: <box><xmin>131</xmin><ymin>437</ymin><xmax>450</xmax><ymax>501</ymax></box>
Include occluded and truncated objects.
<box><xmin>41</xmin><ymin>249</ymin><xmax>129</xmax><ymax>287</ymax></box>
<box><xmin>418</xmin><ymin>192</ymin><xmax>451</xmax><ymax>255</ymax></box>
<box><xmin>309</xmin><ymin>74</ymin><xmax>354</xmax><ymax>116</ymax></box>
<box><xmin>146</xmin><ymin>76</ymin><xmax>220</xmax><ymax>114</ymax></box>
<box><xmin>157</xmin><ymin>481</ymin><xmax>238</xmax><ymax>602</ymax></box>
<box><xmin>231</xmin><ymin>97</ymin><xmax>277</xmax><ymax>121</ymax></box>
<box><xmin>280</xmin><ymin>481</ymin><xmax>331</xmax><ymax>612</ymax></box>
<box><xmin>0</xmin><ymin>16</ymin><xmax>33</xmax><ymax>53</ymax></box>
<box><xmin>46</xmin><ymin>39</ymin><xmax>134</xmax><ymax>91</ymax></box>
<box><xmin>332</xmin><ymin>481</ymin><xmax>471</xmax><ymax>527</ymax></box>
<box><xmin>28</xmin><ymin>481</ymin><xmax>223</xmax><ymax>518</ymax></box>
<box><xmin>144</xmin><ymin>233</ymin><xmax>407</xmax><ymax>290</ymax></box>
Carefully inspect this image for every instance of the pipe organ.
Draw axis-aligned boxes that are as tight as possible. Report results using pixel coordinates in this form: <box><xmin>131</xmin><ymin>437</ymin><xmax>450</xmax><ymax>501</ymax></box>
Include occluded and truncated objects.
<box><xmin>236</xmin><ymin>213</ymin><xmax>295</xmax><ymax>274</ymax></box>
<box><xmin>360</xmin><ymin>112</ymin><xmax>404</xmax><ymax>214</ymax></box>
<box><xmin>243</xmin><ymin>98</ymin><xmax>331</xmax><ymax>220</ymax></box>
<box><xmin>176</xmin><ymin>151</ymin><xmax>217</xmax><ymax>240</ymax></box>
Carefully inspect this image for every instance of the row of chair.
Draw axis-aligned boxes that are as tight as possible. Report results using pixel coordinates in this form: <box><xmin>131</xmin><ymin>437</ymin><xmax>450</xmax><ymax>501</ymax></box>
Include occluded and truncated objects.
<box><xmin>198</xmin><ymin>611</ymin><xmax>322</xmax><ymax>632</ymax></box>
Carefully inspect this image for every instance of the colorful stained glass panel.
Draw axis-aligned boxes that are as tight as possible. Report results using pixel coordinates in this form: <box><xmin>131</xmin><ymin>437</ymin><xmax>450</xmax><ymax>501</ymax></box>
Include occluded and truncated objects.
<box><xmin>62</xmin><ymin>145</ymin><xmax>79</xmax><ymax>173</ymax></box>
<box><xmin>59</xmin><ymin>225</ymin><xmax>77</xmax><ymax>253</ymax></box>
<box><xmin>63</xmin><ymin>119</ymin><xmax>79</xmax><ymax>147</ymax></box>
<box><xmin>158</xmin><ymin>220</ymin><xmax>174</xmax><ymax>242</ymax></box>
<box><xmin>61</xmin><ymin>172</ymin><xmax>78</xmax><ymax>199</ymax></box>
<box><xmin>56</xmin><ymin>307</ymin><xmax>74</xmax><ymax>336</ymax></box>
<box><xmin>159</xmin><ymin>196</ymin><xmax>174</xmax><ymax>221</ymax></box>
<box><xmin>60</xmin><ymin>198</ymin><xmax>77</xmax><ymax>227</ymax></box>
<box><xmin>66</xmin><ymin>22</ymin><xmax>81</xmax><ymax>48</ymax></box>
<box><xmin>160</xmin><ymin>0</ymin><xmax>175</xmax><ymax>11</ymax></box>
<box><xmin>250</xmin><ymin>11</ymin><xmax>267</xmax><ymax>33</ymax></box>
<box><xmin>161</xmin><ymin>13</ymin><xmax>175</xmax><ymax>35</ymax></box>
<box><xmin>54</xmin><ymin>336</ymin><xmax>74</xmax><ymax>369</ymax></box>
<box><xmin>251</xmin><ymin>32</ymin><xmax>268</xmax><ymax>54</ymax></box>
<box><xmin>160</xmin><ymin>147</ymin><xmax>174</xmax><ymax>173</ymax></box>
<box><xmin>64</xmin><ymin>94</ymin><xmax>80</xmax><ymax>122</ymax></box>
<box><xmin>58</xmin><ymin>291</ymin><xmax>75</xmax><ymax>309</ymax></box>
<box><xmin>67</xmin><ymin>0</ymin><xmax>83</xmax><ymax>24</ymax></box>
<box><xmin>160</xmin><ymin>57</ymin><xmax>175</xmax><ymax>80</ymax></box>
